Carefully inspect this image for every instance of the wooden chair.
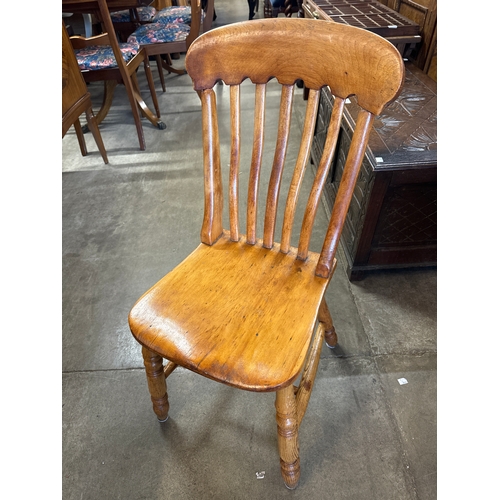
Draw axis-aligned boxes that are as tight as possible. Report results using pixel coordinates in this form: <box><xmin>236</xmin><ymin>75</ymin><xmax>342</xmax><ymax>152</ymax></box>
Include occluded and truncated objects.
<box><xmin>62</xmin><ymin>21</ymin><xmax>108</xmax><ymax>164</ymax></box>
<box><xmin>127</xmin><ymin>0</ymin><xmax>214</xmax><ymax>92</ymax></box>
<box><xmin>70</xmin><ymin>31</ymin><xmax>165</xmax><ymax>138</ymax></box>
<box><xmin>128</xmin><ymin>19</ymin><xmax>404</xmax><ymax>489</ymax></box>
<box><xmin>63</xmin><ymin>0</ymin><xmax>165</xmax><ymax>151</ymax></box>
<box><xmin>110</xmin><ymin>2</ymin><xmax>158</xmax><ymax>43</ymax></box>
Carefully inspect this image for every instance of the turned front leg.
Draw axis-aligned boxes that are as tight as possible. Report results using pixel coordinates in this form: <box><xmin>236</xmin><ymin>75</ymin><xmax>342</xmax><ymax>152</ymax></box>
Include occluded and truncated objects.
<box><xmin>275</xmin><ymin>385</ymin><xmax>300</xmax><ymax>489</ymax></box>
<box><xmin>319</xmin><ymin>297</ymin><xmax>338</xmax><ymax>348</ymax></box>
<box><xmin>142</xmin><ymin>346</ymin><xmax>170</xmax><ymax>422</ymax></box>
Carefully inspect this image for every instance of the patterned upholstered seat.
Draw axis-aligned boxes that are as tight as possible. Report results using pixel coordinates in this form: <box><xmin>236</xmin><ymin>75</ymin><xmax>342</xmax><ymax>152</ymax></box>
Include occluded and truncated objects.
<box><xmin>153</xmin><ymin>6</ymin><xmax>192</xmax><ymax>25</ymax></box>
<box><xmin>128</xmin><ymin>22</ymin><xmax>191</xmax><ymax>46</ymax></box>
<box><xmin>74</xmin><ymin>43</ymin><xmax>140</xmax><ymax>71</ymax></box>
<box><xmin>110</xmin><ymin>6</ymin><xmax>157</xmax><ymax>23</ymax></box>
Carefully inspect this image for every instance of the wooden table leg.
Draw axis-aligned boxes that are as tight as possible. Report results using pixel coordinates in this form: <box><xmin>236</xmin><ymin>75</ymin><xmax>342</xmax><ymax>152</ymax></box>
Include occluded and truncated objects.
<box><xmin>131</xmin><ymin>72</ymin><xmax>166</xmax><ymax>130</ymax></box>
<box><xmin>93</xmin><ymin>80</ymin><xmax>117</xmax><ymax>126</ymax></box>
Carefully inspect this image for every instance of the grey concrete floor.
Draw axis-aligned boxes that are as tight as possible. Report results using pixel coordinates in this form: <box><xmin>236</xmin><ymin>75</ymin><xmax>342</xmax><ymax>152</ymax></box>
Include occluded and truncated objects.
<box><xmin>62</xmin><ymin>3</ymin><xmax>437</xmax><ymax>498</ymax></box>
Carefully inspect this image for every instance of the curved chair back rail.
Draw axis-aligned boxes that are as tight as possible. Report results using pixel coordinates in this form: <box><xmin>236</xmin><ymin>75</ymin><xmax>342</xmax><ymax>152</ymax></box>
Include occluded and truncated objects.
<box><xmin>186</xmin><ymin>19</ymin><xmax>404</xmax><ymax>114</ymax></box>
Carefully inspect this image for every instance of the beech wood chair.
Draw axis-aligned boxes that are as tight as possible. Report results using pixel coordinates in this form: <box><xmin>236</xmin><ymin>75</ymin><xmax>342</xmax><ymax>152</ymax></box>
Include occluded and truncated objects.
<box><xmin>128</xmin><ymin>18</ymin><xmax>404</xmax><ymax>489</ymax></box>
<box><xmin>62</xmin><ymin>21</ymin><xmax>108</xmax><ymax>164</ymax></box>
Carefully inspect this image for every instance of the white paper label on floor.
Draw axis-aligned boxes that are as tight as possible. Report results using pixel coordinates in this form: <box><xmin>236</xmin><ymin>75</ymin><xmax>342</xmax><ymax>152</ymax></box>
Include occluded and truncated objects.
<box><xmin>256</xmin><ymin>471</ymin><xmax>265</xmax><ymax>479</ymax></box>
<box><xmin>398</xmin><ymin>378</ymin><xmax>408</xmax><ymax>385</ymax></box>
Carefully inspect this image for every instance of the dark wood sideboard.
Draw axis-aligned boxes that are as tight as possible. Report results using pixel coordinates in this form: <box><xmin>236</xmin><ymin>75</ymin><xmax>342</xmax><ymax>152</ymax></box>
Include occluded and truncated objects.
<box><xmin>301</xmin><ymin>0</ymin><xmax>422</xmax><ymax>58</ymax></box>
<box><xmin>311</xmin><ymin>63</ymin><xmax>437</xmax><ymax>280</ymax></box>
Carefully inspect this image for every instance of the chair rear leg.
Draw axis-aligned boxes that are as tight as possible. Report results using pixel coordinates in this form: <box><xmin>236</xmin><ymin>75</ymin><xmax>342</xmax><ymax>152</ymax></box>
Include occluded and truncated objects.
<box><xmin>84</xmin><ymin>108</ymin><xmax>108</xmax><ymax>164</ymax></box>
<box><xmin>275</xmin><ymin>384</ymin><xmax>300</xmax><ymax>489</ymax></box>
<box><xmin>73</xmin><ymin>118</ymin><xmax>88</xmax><ymax>157</ymax></box>
<box><xmin>142</xmin><ymin>346</ymin><xmax>170</xmax><ymax>422</ymax></box>
<box><xmin>155</xmin><ymin>56</ymin><xmax>166</xmax><ymax>92</ymax></box>
<box><xmin>319</xmin><ymin>296</ymin><xmax>338</xmax><ymax>348</ymax></box>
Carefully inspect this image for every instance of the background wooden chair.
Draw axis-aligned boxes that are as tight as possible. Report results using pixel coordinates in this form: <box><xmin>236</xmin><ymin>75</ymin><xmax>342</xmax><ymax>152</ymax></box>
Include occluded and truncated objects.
<box><xmin>128</xmin><ymin>19</ymin><xmax>404</xmax><ymax>490</ymax></box>
<box><xmin>62</xmin><ymin>21</ymin><xmax>108</xmax><ymax>164</ymax></box>
<box><xmin>110</xmin><ymin>2</ymin><xmax>158</xmax><ymax>43</ymax></box>
<box><xmin>63</xmin><ymin>0</ymin><xmax>165</xmax><ymax>151</ymax></box>
<box><xmin>127</xmin><ymin>0</ymin><xmax>214</xmax><ymax>92</ymax></box>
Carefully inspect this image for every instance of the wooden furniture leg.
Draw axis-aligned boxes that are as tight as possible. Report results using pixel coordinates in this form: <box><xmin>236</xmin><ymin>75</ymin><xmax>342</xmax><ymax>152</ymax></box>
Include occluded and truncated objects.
<box><xmin>94</xmin><ymin>80</ymin><xmax>117</xmax><ymax>126</ymax></box>
<box><xmin>131</xmin><ymin>71</ymin><xmax>166</xmax><ymax>129</ymax></box>
<box><xmin>144</xmin><ymin>58</ymin><xmax>161</xmax><ymax>118</ymax></box>
<box><xmin>142</xmin><ymin>346</ymin><xmax>170</xmax><ymax>422</ymax></box>
<box><xmin>84</xmin><ymin>107</ymin><xmax>108</xmax><ymax>164</ymax></box>
<box><xmin>275</xmin><ymin>385</ymin><xmax>300</xmax><ymax>489</ymax></box>
<box><xmin>295</xmin><ymin>322</ymin><xmax>325</xmax><ymax>426</ymax></box>
<box><xmin>161</xmin><ymin>55</ymin><xmax>186</xmax><ymax>76</ymax></box>
<box><xmin>318</xmin><ymin>296</ymin><xmax>338</xmax><ymax>348</ymax></box>
<box><xmin>73</xmin><ymin>118</ymin><xmax>88</xmax><ymax>156</ymax></box>
<box><xmin>155</xmin><ymin>56</ymin><xmax>166</xmax><ymax>92</ymax></box>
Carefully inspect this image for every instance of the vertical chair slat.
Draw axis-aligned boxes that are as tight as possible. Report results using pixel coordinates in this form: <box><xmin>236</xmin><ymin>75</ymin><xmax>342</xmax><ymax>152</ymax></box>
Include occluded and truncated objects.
<box><xmin>263</xmin><ymin>84</ymin><xmax>294</xmax><ymax>249</ymax></box>
<box><xmin>297</xmin><ymin>96</ymin><xmax>345</xmax><ymax>260</ymax></box>
<box><xmin>200</xmin><ymin>89</ymin><xmax>223</xmax><ymax>245</ymax></box>
<box><xmin>280</xmin><ymin>88</ymin><xmax>320</xmax><ymax>255</ymax></box>
<box><xmin>316</xmin><ymin>109</ymin><xmax>374</xmax><ymax>278</ymax></box>
<box><xmin>229</xmin><ymin>85</ymin><xmax>241</xmax><ymax>242</ymax></box>
<box><xmin>246</xmin><ymin>83</ymin><xmax>267</xmax><ymax>245</ymax></box>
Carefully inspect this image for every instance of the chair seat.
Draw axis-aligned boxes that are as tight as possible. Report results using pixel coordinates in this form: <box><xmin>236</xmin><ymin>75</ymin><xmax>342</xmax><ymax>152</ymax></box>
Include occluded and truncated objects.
<box><xmin>127</xmin><ymin>22</ymin><xmax>191</xmax><ymax>45</ymax></box>
<box><xmin>154</xmin><ymin>5</ymin><xmax>192</xmax><ymax>24</ymax></box>
<box><xmin>128</xmin><ymin>232</ymin><xmax>332</xmax><ymax>392</ymax></box>
<box><xmin>110</xmin><ymin>6</ymin><xmax>157</xmax><ymax>22</ymax></box>
<box><xmin>74</xmin><ymin>42</ymin><xmax>139</xmax><ymax>71</ymax></box>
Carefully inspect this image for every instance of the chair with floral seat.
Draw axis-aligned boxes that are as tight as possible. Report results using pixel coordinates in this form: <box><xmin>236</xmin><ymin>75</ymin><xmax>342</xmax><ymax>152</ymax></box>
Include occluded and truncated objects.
<box><xmin>63</xmin><ymin>0</ymin><xmax>165</xmax><ymax>150</ymax></box>
<box><xmin>110</xmin><ymin>3</ymin><xmax>158</xmax><ymax>43</ymax></box>
<box><xmin>70</xmin><ymin>32</ymin><xmax>166</xmax><ymax>136</ymax></box>
<box><xmin>127</xmin><ymin>0</ymin><xmax>214</xmax><ymax>92</ymax></box>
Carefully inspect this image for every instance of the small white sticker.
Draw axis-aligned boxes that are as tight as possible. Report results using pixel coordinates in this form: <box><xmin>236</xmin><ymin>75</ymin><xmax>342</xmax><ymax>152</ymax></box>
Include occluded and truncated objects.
<box><xmin>398</xmin><ymin>378</ymin><xmax>408</xmax><ymax>385</ymax></box>
<box><xmin>375</xmin><ymin>157</ymin><xmax>384</xmax><ymax>163</ymax></box>
<box><xmin>256</xmin><ymin>471</ymin><xmax>266</xmax><ymax>479</ymax></box>
<box><xmin>388</xmin><ymin>25</ymin><xmax>398</xmax><ymax>28</ymax></box>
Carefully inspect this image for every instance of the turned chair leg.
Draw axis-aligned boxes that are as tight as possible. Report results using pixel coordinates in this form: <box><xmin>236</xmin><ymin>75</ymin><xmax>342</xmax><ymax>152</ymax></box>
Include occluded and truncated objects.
<box><xmin>319</xmin><ymin>296</ymin><xmax>338</xmax><ymax>348</ymax></box>
<box><xmin>275</xmin><ymin>384</ymin><xmax>300</xmax><ymax>489</ymax></box>
<box><xmin>142</xmin><ymin>346</ymin><xmax>170</xmax><ymax>422</ymax></box>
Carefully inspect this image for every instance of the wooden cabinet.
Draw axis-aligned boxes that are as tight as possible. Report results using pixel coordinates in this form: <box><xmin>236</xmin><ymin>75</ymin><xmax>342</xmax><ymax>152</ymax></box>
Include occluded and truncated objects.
<box><xmin>301</xmin><ymin>0</ymin><xmax>436</xmax><ymax>80</ymax></box>
<box><xmin>301</xmin><ymin>0</ymin><xmax>422</xmax><ymax>58</ymax></box>
<box><xmin>311</xmin><ymin>63</ymin><xmax>437</xmax><ymax>280</ymax></box>
<box><xmin>375</xmin><ymin>0</ymin><xmax>436</xmax><ymax>80</ymax></box>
